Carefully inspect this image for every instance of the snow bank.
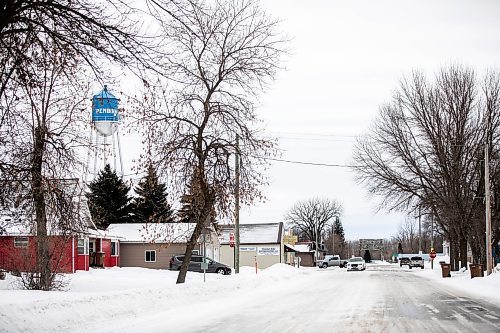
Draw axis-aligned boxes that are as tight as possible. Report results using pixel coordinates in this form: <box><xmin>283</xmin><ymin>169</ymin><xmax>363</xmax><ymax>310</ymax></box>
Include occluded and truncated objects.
<box><xmin>407</xmin><ymin>258</ymin><xmax>500</xmax><ymax>306</ymax></box>
<box><xmin>0</xmin><ymin>264</ymin><xmax>314</xmax><ymax>332</ymax></box>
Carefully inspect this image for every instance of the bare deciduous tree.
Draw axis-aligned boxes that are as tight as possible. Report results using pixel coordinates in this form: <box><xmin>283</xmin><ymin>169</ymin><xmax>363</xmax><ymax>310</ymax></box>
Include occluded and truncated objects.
<box><xmin>284</xmin><ymin>198</ymin><xmax>343</xmax><ymax>247</ymax></box>
<box><xmin>0</xmin><ymin>0</ymin><xmax>154</xmax><ymax>98</ymax></box>
<box><xmin>0</xmin><ymin>36</ymin><xmax>92</xmax><ymax>290</ymax></box>
<box><xmin>353</xmin><ymin>66</ymin><xmax>500</xmax><ymax>270</ymax></box>
<box><xmin>135</xmin><ymin>0</ymin><xmax>287</xmax><ymax>283</ymax></box>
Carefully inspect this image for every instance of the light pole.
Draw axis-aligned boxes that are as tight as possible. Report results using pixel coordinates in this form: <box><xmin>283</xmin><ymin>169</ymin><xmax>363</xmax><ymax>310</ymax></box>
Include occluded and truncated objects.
<box><xmin>234</xmin><ymin>127</ymin><xmax>240</xmax><ymax>274</ymax></box>
<box><xmin>485</xmin><ymin>143</ymin><xmax>493</xmax><ymax>275</ymax></box>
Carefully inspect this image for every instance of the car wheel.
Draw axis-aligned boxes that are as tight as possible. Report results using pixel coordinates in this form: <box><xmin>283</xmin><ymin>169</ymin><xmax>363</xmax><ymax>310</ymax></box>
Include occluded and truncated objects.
<box><xmin>409</xmin><ymin>266</ymin><xmax>412</xmax><ymax>269</ymax></box>
<box><xmin>322</xmin><ymin>263</ymin><xmax>328</xmax><ymax>269</ymax></box>
<box><xmin>421</xmin><ymin>266</ymin><xmax>424</xmax><ymax>269</ymax></box>
<box><xmin>216</xmin><ymin>268</ymin><xmax>225</xmax><ymax>275</ymax></box>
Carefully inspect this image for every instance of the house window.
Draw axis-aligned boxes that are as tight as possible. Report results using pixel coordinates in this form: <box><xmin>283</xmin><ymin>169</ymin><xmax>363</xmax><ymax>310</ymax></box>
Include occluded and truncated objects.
<box><xmin>192</xmin><ymin>250</ymin><xmax>199</xmax><ymax>255</ymax></box>
<box><xmin>111</xmin><ymin>241</ymin><xmax>119</xmax><ymax>256</ymax></box>
<box><xmin>14</xmin><ymin>237</ymin><xmax>28</xmax><ymax>248</ymax></box>
<box><xmin>89</xmin><ymin>241</ymin><xmax>95</xmax><ymax>254</ymax></box>
<box><xmin>145</xmin><ymin>250</ymin><xmax>156</xmax><ymax>262</ymax></box>
<box><xmin>78</xmin><ymin>239</ymin><xmax>88</xmax><ymax>255</ymax></box>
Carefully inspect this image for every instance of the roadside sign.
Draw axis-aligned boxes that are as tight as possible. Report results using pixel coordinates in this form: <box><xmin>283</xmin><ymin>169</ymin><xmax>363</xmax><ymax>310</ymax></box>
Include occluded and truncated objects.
<box><xmin>257</xmin><ymin>246</ymin><xmax>279</xmax><ymax>256</ymax></box>
<box><xmin>283</xmin><ymin>235</ymin><xmax>298</xmax><ymax>245</ymax></box>
<box><xmin>229</xmin><ymin>232</ymin><xmax>235</xmax><ymax>247</ymax></box>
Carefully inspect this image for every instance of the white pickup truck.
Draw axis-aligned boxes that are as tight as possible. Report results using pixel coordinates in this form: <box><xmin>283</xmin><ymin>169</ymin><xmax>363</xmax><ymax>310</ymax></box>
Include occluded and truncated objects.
<box><xmin>317</xmin><ymin>255</ymin><xmax>347</xmax><ymax>268</ymax></box>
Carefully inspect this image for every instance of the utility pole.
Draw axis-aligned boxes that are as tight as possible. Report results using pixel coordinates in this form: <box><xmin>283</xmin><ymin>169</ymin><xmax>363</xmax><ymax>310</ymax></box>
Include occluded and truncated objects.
<box><xmin>331</xmin><ymin>224</ymin><xmax>335</xmax><ymax>254</ymax></box>
<box><xmin>315</xmin><ymin>227</ymin><xmax>319</xmax><ymax>263</ymax></box>
<box><xmin>485</xmin><ymin>143</ymin><xmax>493</xmax><ymax>276</ymax></box>
<box><xmin>418</xmin><ymin>206</ymin><xmax>422</xmax><ymax>254</ymax></box>
<box><xmin>235</xmin><ymin>131</ymin><xmax>240</xmax><ymax>274</ymax></box>
<box><xmin>430</xmin><ymin>214</ymin><xmax>434</xmax><ymax>250</ymax></box>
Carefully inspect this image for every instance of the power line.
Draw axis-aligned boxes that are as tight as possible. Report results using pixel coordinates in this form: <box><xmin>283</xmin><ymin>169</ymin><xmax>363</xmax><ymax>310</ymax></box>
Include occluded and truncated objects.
<box><xmin>270</xmin><ymin>131</ymin><xmax>358</xmax><ymax>138</ymax></box>
<box><xmin>259</xmin><ymin>156</ymin><xmax>358</xmax><ymax>168</ymax></box>
<box><xmin>277</xmin><ymin>136</ymin><xmax>354</xmax><ymax>143</ymax></box>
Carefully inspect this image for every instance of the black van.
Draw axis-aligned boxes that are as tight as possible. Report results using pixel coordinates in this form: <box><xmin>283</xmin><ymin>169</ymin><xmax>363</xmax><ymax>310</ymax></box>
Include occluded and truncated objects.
<box><xmin>168</xmin><ymin>255</ymin><xmax>231</xmax><ymax>275</ymax></box>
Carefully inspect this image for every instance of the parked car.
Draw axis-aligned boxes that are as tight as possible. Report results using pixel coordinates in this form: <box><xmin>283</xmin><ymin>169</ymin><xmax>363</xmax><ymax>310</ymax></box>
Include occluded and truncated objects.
<box><xmin>317</xmin><ymin>255</ymin><xmax>348</xmax><ymax>268</ymax></box>
<box><xmin>399</xmin><ymin>257</ymin><xmax>410</xmax><ymax>267</ymax></box>
<box><xmin>169</xmin><ymin>255</ymin><xmax>231</xmax><ymax>275</ymax></box>
<box><xmin>346</xmin><ymin>257</ymin><xmax>366</xmax><ymax>271</ymax></box>
<box><xmin>409</xmin><ymin>256</ymin><xmax>424</xmax><ymax>269</ymax></box>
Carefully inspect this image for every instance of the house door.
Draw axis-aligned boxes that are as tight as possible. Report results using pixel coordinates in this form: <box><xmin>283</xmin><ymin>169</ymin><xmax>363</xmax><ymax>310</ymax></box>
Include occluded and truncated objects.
<box><xmin>213</xmin><ymin>247</ymin><xmax>220</xmax><ymax>262</ymax></box>
<box><xmin>89</xmin><ymin>240</ymin><xmax>96</xmax><ymax>266</ymax></box>
<box><xmin>89</xmin><ymin>240</ymin><xmax>96</xmax><ymax>254</ymax></box>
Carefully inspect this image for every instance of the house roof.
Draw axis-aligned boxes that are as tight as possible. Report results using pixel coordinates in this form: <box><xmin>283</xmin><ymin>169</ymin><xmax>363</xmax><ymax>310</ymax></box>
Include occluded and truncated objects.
<box><xmin>219</xmin><ymin>223</ymin><xmax>283</xmax><ymax>244</ymax></box>
<box><xmin>105</xmin><ymin>223</ymin><xmax>199</xmax><ymax>243</ymax></box>
<box><xmin>0</xmin><ymin>180</ymin><xmax>96</xmax><ymax>237</ymax></box>
<box><xmin>0</xmin><ymin>217</ymin><xmax>32</xmax><ymax>236</ymax></box>
<box><xmin>289</xmin><ymin>243</ymin><xmax>314</xmax><ymax>253</ymax></box>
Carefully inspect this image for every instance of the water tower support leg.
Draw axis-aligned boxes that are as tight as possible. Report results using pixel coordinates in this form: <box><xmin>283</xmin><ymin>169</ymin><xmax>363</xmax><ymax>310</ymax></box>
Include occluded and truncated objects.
<box><xmin>112</xmin><ymin>129</ymin><xmax>117</xmax><ymax>172</ymax></box>
<box><xmin>84</xmin><ymin>126</ymin><xmax>94</xmax><ymax>185</ymax></box>
<box><xmin>93</xmin><ymin>133</ymin><xmax>99</xmax><ymax>179</ymax></box>
<box><xmin>116</xmin><ymin>127</ymin><xmax>125</xmax><ymax>178</ymax></box>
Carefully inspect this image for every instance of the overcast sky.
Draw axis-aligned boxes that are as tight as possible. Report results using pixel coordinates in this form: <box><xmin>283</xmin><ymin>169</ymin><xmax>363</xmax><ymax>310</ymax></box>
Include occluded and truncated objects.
<box><xmin>116</xmin><ymin>0</ymin><xmax>500</xmax><ymax>241</ymax></box>
<box><xmin>232</xmin><ymin>0</ymin><xmax>500</xmax><ymax>240</ymax></box>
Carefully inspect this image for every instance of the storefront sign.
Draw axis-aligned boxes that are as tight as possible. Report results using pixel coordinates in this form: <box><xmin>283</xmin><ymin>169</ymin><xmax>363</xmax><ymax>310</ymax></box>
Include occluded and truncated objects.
<box><xmin>257</xmin><ymin>246</ymin><xmax>280</xmax><ymax>256</ymax></box>
<box><xmin>240</xmin><ymin>247</ymin><xmax>257</xmax><ymax>252</ymax></box>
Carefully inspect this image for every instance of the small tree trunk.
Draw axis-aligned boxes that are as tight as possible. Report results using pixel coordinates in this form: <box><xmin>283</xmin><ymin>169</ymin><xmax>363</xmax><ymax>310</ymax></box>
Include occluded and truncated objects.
<box><xmin>459</xmin><ymin>235</ymin><xmax>468</xmax><ymax>269</ymax></box>
<box><xmin>176</xmin><ymin>221</ymin><xmax>205</xmax><ymax>284</ymax></box>
<box><xmin>32</xmin><ymin>126</ymin><xmax>51</xmax><ymax>290</ymax></box>
<box><xmin>450</xmin><ymin>233</ymin><xmax>459</xmax><ymax>271</ymax></box>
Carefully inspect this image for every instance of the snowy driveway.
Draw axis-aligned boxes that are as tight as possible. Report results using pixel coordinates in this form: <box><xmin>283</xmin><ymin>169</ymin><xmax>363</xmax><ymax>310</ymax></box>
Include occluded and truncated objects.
<box><xmin>1</xmin><ymin>264</ymin><xmax>499</xmax><ymax>332</ymax></box>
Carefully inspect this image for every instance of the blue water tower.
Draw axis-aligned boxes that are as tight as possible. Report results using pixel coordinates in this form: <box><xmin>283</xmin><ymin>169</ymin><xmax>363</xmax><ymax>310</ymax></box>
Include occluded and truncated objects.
<box><xmin>92</xmin><ymin>85</ymin><xmax>120</xmax><ymax>136</ymax></box>
<box><xmin>86</xmin><ymin>85</ymin><xmax>124</xmax><ymax>181</ymax></box>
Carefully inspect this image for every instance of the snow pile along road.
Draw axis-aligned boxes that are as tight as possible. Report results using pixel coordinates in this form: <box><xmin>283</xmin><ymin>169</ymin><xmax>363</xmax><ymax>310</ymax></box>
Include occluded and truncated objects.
<box><xmin>0</xmin><ymin>265</ymin><xmax>310</xmax><ymax>332</ymax></box>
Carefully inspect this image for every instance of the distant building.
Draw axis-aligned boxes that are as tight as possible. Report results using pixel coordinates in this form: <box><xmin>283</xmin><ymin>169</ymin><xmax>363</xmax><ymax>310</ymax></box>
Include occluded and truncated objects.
<box><xmin>284</xmin><ymin>241</ymin><xmax>327</xmax><ymax>267</ymax></box>
<box><xmin>359</xmin><ymin>239</ymin><xmax>384</xmax><ymax>260</ymax></box>
<box><xmin>106</xmin><ymin>223</ymin><xmax>220</xmax><ymax>270</ymax></box>
<box><xmin>219</xmin><ymin>223</ymin><xmax>284</xmax><ymax>269</ymax></box>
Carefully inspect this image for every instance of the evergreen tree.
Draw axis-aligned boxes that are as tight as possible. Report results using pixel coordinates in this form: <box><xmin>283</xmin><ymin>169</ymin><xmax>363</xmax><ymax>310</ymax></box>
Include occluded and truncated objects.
<box><xmin>333</xmin><ymin>216</ymin><xmax>346</xmax><ymax>257</ymax></box>
<box><xmin>334</xmin><ymin>217</ymin><xmax>345</xmax><ymax>243</ymax></box>
<box><xmin>133</xmin><ymin>165</ymin><xmax>174</xmax><ymax>223</ymax></box>
<box><xmin>86</xmin><ymin>164</ymin><xmax>133</xmax><ymax>229</ymax></box>
<box><xmin>363</xmin><ymin>250</ymin><xmax>372</xmax><ymax>263</ymax></box>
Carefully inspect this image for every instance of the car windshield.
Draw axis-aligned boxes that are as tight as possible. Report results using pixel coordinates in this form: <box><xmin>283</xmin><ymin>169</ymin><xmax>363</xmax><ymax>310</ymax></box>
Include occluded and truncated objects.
<box><xmin>349</xmin><ymin>257</ymin><xmax>362</xmax><ymax>262</ymax></box>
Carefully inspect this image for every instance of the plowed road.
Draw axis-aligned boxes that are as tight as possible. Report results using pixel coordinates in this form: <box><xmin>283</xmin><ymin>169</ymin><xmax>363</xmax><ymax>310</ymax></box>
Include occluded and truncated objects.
<box><xmin>95</xmin><ymin>264</ymin><xmax>500</xmax><ymax>333</ymax></box>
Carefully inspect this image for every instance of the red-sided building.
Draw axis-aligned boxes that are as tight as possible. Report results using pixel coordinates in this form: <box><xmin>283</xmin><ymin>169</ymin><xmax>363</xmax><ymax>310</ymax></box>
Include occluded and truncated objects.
<box><xmin>0</xmin><ymin>228</ymin><xmax>121</xmax><ymax>274</ymax></box>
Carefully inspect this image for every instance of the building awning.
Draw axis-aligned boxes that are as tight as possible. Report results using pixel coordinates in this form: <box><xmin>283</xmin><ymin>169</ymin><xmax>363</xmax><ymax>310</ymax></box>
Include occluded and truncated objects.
<box><xmin>284</xmin><ymin>243</ymin><xmax>314</xmax><ymax>253</ymax></box>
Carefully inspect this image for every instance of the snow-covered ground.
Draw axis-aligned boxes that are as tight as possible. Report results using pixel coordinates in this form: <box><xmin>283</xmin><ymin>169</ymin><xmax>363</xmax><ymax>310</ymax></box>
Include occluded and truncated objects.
<box><xmin>0</xmin><ymin>261</ymin><xmax>499</xmax><ymax>332</ymax></box>
<box><xmin>399</xmin><ymin>258</ymin><xmax>500</xmax><ymax>304</ymax></box>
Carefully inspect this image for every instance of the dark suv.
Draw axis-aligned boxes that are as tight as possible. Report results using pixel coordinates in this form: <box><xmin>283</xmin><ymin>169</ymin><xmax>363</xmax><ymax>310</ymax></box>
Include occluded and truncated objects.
<box><xmin>169</xmin><ymin>255</ymin><xmax>231</xmax><ymax>275</ymax></box>
<box><xmin>399</xmin><ymin>257</ymin><xmax>410</xmax><ymax>267</ymax></box>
